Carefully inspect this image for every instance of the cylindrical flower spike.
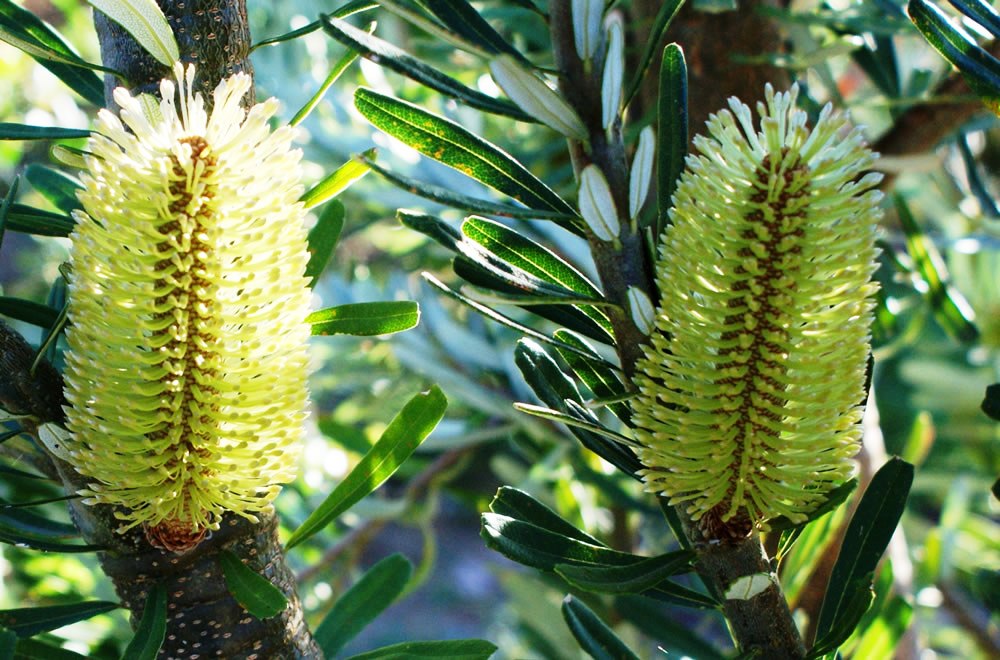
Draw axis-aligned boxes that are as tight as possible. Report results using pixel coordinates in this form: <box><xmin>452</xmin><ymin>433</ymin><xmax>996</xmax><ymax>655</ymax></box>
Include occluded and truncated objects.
<box><xmin>632</xmin><ymin>84</ymin><xmax>882</xmax><ymax>538</ymax></box>
<box><xmin>62</xmin><ymin>64</ymin><xmax>312</xmax><ymax>551</ymax></box>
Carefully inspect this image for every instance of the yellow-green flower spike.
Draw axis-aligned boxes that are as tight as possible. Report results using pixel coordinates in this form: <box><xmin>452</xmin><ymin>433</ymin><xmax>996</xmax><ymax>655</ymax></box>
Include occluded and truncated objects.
<box><xmin>62</xmin><ymin>64</ymin><xmax>312</xmax><ymax>551</ymax></box>
<box><xmin>632</xmin><ymin>84</ymin><xmax>882</xmax><ymax>538</ymax></box>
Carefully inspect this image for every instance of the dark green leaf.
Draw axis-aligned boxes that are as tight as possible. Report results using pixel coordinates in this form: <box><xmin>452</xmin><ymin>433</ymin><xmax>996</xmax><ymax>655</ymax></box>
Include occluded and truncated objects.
<box><xmin>894</xmin><ymin>194</ymin><xmax>979</xmax><ymax>343</ymax></box>
<box><xmin>25</xmin><ymin>165</ymin><xmax>82</xmax><ymax>214</ymax></box>
<box><xmin>314</xmin><ymin>554</ymin><xmax>413</xmax><ymax>657</ymax></box>
<box><xmin>354</xmin><ymin>88</ymin><xmax>575</xmax><ymax>214</ymax></box>
<box><xmin>561</xmin><ymin>595</ymin><xmax>640</xmax><ymax>660</ymax></box>
<box><xmin>489</xmin><ymin>486</ymin><xmax>603</xmax><ymax>545</ymax></box>
<box><xmin>809</xmin><ymin>575</ymin><xmax>876</xmax><ymax>658</ymax></box>
<box><xmin>552</xmin><ymin>329</ymin><xmax>629</xmax><ymax>424</ymax></box>
<box><xmin>301</xmin><ymin>151</ymin><xmax>374</xmax><ymax>208</ymax></box>
<box><xmin>814</xmin><ymin>457</ymin><xmax>913</xmax><ymax>643</ymax></box>
<box><xmin>556</xmin><ymin>550</ymin><xmax>694</xmax><ymax>595</ymax></box>
<box><xmin>0</xmin><ymin>297</ymin><xmax>60</xmax><ymax>328</ymax></box>
<box><xmin>308</xmin><ymin>301</ymin><xmax>419</xmax><ymax>336</ymax></box>
<box><xmin>418</xmin><ymin>0</ymin><xmax>526</xmax><ymax>62</ymax></box>
<box><xmin>615</xmin><ymin>595</ymin><xmax>727</xmax><ymax>660</ymax></box>
<box><xmin>305</xmin><ymin>200</ymin><xmax>345</xmax><ymax>287</ymax></box>
<box><xmin>982</xmin><ymin>383</ymin><xmax>1000</xmax><ymax>421</ymax></box>
<box><xmin>0</xmin><ymin>176</ymin><xmax>17</xmax><ymax>253</ymax></box>
<box><xmin>13</xmin><ymin>637</ymin><xmax>89</xmax><ymax>659</ymax></box>
<box><xmin>285</xmin><ymin>386</ymin><xmax>446</xmax><ymax>549</ymax></box>
<box><xmin>324</xmin><ymin>16</ymin><xmax>531</xmax><ymax>120</ymax></box>
<box><xmin>0</xmin><ymin>628</ymin><xmax>14</xmax><ymax>658</ymax></box>
<box><xmin>625</xmin><ymin>0</ymin><xmax>686</xmax><ymax>106</ymax></box>
<box><xmin>6</xmin><ymin>204</ymin><xmax>73</xmax><ymax>237</ymax></box>
<box><xmin>0</xmin><ymin>124</ymin><xmax>90</xmax><ymax>141</ymax></box>
<box><xmin>218</xmin><ymin>550</ymin><xmax>288</xmax><ymax>619</ymax></box>
<box><xmin>851</xmin><ymin>34</ymin><xmax>900</xmax><ymax>100</ymax></box>
<box><xmin>121</xmin><ymin>584</ymin><xmax>167</xmax><ymax>660</ymax></box>
<box><xmin>0</xmin><ymin>497</ymin><xmax>79</xmax><ymax>542</ymax></box>
<box><xmin>0</xmin><ymin>0</ymin><xmax>106</xmax><ymax>106</ymax></box>
<box><xmin>656</xmin><ymin>43</ymin><xmax>687</xmax><ymax>239</ymax></box>
<box><xmin>0</xmin><ymin>465</ymin><xmax>50</xmax><ymax>481</ymax></box>
<box><xmin>946</xmin><ymin>0</ymin><xmax>1000</xmax><ymax>38</ymax></box>
<box><xmin>0</xmin><ymin>601</ymin><xmax>118</xmax><ymax>638</ymax></box>
<box><xmin>343</xmin><ymin>639</ymin><xmax>497</xmax><ymax>660</ymax></box>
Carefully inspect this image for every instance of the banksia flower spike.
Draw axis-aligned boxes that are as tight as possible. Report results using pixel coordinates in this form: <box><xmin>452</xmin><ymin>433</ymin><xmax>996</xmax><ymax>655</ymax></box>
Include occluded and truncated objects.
<box><xmin>60</xmin><ymin>64</ymin><xmax>312</xmax><ymax>551</ymax></box>
<box><xmin>632</xmin><ymin>84</ymin><xmax>882</xmax><ymax>538</ymax></box>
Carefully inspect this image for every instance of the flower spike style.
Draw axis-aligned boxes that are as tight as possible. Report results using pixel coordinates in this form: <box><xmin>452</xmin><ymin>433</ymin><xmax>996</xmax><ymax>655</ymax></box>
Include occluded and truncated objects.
<box><xmin>632</xmin><ymin>85</ymin><xmax>882</xmax><ymax>538</ymax></box>
<box><xmin>62</xmin><ymin>64</ymin><xmax>312</xmax><ymax>551</ymax></box>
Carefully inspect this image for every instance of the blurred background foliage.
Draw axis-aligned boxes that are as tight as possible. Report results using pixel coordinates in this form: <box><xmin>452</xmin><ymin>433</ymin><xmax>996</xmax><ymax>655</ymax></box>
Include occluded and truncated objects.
<box><xmin>0</xmin><ymin>0</ymin><xmax>997</xmax><ymax>658</ymax></box>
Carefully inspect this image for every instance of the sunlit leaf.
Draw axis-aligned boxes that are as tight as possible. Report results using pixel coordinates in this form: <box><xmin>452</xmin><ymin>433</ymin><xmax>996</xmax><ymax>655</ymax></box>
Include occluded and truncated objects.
<box><xmin>0</xmin><ymin>601</ymin><xmax>118</xmax><ymax>638</ymax></box>
<box><xmin>300</xmin><ymin>151</ymin><xmax>374</xmax><ymax>208</ymax></box>
<box><xmin>250</xmin><ymin>0</ymin><xmax>378</xmax><ymax>52</ymax></box>
<box><xmin>290</xmin><ymin>31</ymin><xmax>368</xmax><ymax>126</ymax></box>
<box><xmin>418</xmin><ymin>0</ymin><xmax>525</xmax><ymax>61</ymax></box>
<box><xmin>308</xmin><ymin>301</ymin><xmax>419</xmax><ymax>336</ymax></box>
<box><xmin>89</xmin><ymin>0</ymin><xmax>179</xmax><ymax>67</ymax></box>
<box><xmin>218</xmin><ymin>551</ymin><xmax>288</xmax><ymax>619</ymax></box>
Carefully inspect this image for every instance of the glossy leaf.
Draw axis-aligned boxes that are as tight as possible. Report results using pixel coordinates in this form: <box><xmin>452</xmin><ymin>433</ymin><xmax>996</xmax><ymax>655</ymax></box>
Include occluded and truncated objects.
<box><xmin>89</xmin><ymin>0</ymin><xmax>179</xmax><ymax>67</ymax></box>
<box><xmin>324</xmin><ymin>16</ymin><xmax>530</xmax><ymax>120</ymax></box>
<box><xmin>13</xmin><ymin>637</ymin><xmax>89</xmax><ymax>659</ymax></box>
<box><xmin>419</xmin><ymin>0</ymin><xmax>524</xmax><ymax>61</ymax></box>
<box><xmin>0</xmin><ymin>124</ymin><xmax>90</xmax><ymax>141</ymax></box>
<box><xmin>0</xmin><ymin>0</ymin><xmax>105</xmax><ymax>106</ymax></box>
<box><xmin>982</xmin><ymin>383</ymin><xmax>1000</xmax><ymax>421</ymax></box>
<box><xmin>308</xmin><ymin>301</ymin><xmax>419</xmax><ymax>336</ymax></box>
<box><xmin>301</xmin><ymin>150</ymin><xmax>374</xmax><ymax>208</ymax></box>
<box><xmin>354</xmin><ymin>88</ymin><xmax>575</xmax><ymax>214</ymax></box>
<box><xmin>656</xmin><ymin>43</ymin><xmax>687</xmax><ymax>238</ymax></box>
<box><xmin>556</xmin><ymin>549</ymin><xmax>694</xmax><ymax>594</ymax></box>
<box><xmin>512</xmin><ymin>402</ymin><xmax>637</xmax><ymax>446</ymax></box>
<box><xmin>6</xmin><ymin>204</ymin><xmax>73</xmax><ymax>237</ymax></box>
<box><xmin>551</xmin><ymin>329</ymin><xmax>630</xmax><ymax>424</ymax></box>
<box><xmin>218</xmin><ymin>550</ymin><xmax>288</xmax><ymax>619</ymax></box>
<box><xmin>948</xmin><ymin>0</ymin><xmax>1000</xmax><ymax>35</ymax></box>
<box><xmin>285</xmin><ymin>386</ymin><xmax>446</xmax><ymax>549</ymax></box>
<box><xmin>0</xmin><ymin>497</ymin><xmax>79</xmax><ymax>542</ymax></box>
<box><xmin>814</xmin><ymin>457</ymin><xmax>913</xmax><ymax>644</ymax></box>
<box><xmin>809</xmin><ymin>575</ymin><xmax>876</xmax><ymax>658</ymax></box>
<box><xmin>121</xmin><ymin>583</ymin><xmax>167</xmax><ymax>660</ymax></box>
<box><xmin>561</xmin><ymin>595</ymin><xmax>640</xmax><ymax>660</ymax></box>
<box><xmin>0</xmin><ymin>601</ymin><xmax>118</xmax><ymax>638</ymax></box>
<box><xmin>305</xmin><ymin>201</ymin><xmax>345</xmax><ymax>287</ymax></box>
<box><xmin>489</xmin><ymin>486</ymin><xmax>603</xmax><ymax>545</ymax></box>
<box><xmin>344</xmin><ymin>639</ymin><xmax>498</xmax><ymax>660</ymax></box>
<box><xmin>25</xmin><ymin>165</ymin><xmax>82</xmax><ymax>214</ymax></box>
<box><xmin>624</xmin><ymin>0</ymin><xmax>686</xmax><ymax>105</ymax></box>
<box><xmin>0</xmin><ymin>297</ymin><xmax>60</xmax><ymax>328</ymax></box>
<box><xmin>314</xmin><ymin>554</ymin><xmax>413</xmax><ymax>657</ymax></box>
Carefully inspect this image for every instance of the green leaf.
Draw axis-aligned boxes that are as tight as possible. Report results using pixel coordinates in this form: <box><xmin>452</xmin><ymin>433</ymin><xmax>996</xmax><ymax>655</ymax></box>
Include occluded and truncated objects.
<box><xmin>0</xmin><ymin>176</ymin><xmax>17</xmax><ymax>253</ymax></box>
<box><xmin>0</xmin><ymin>0</ymin><xmax>106</xmax><ymax>106</ymax></box>
<box><xmin>250</xmin><ymin>0</ymin><xmax>377</xmax><ymax>52</ymax></box>
<box><xmin>615</xmin><ymin>595</ymin><xmax>728</xmax><ymax>660</ymax></box>
<box><xmin>88</xmin><ymin>0</ymin><xmax>179</xmax><ymax>67</ymax></box>
<box><xmin>809</xmin><ymin>575</ymin><xmax>876</xmax><ymax>658</ymax></box>
<box><xmin>344</xmin><ymin>639</ymin><xmax>498</xmax><ymax>660</ymax></box>
<box><xmin>513</xmin><ymin>402</ymin><xmax>637</xmax><ymax>446</ymax></box>
<box><xmin>308</xmin><ymin>301</ymin><xmax>420</xmax><ymax>336</ymax></box>
<box><xmin>121</xmin><ymin>584</ymin><xmax>167</xmax><ymax>660</ymax></box>
<box><xmin>323</xmin><ymin>16</ymin><xmax>531</xmax><ymax>121</ymax></box>
<box><xmin>354</xmin><ymin>88</ymin><xmax>575</xmax><ymax>215</ymax></box>
<box><xmin>218</xmin><ymin>550</ymin><xmax>288</xmax><ymax>619</ymax></box>
<box><xmin>489</xmin><ymin>486</ymin><xmax>604</xmax><ymax>545</ymax></box>
<box><xmin>0</xmin><ymin>628</ymin><xmax>14</xmax><ymax>658</ymax></box>
<box><xmin>13</xmin><ymin>637</ymin><xmax>89</xmax><ymax>660</ymax></box>
<box><xmin>0</xmin><ymin>601</ymin><xmax>118</xmax><ymax>638</ymax></box>
<box><xmin>814</xmin><ymin>457</ymin><xmax>913</xmax><ymax>644</ymax></box>
<box><xmin>0</xmin><ymin>124</ymin><xmax>90</xmax><ymax>141</ymax></box>
<box><xmin>305</xmin><ymin>201</ymin><xmax>345</xmax><ymax>287</ymax></box>
<box><xmin>561</xmin><ymin>595</ymin><xmax>640</xmax><ymax>660</ymax></box>
<box><xmin>285</xmin><ymin>386</ymin><xmax>447</xmax><ymax>549</ymax></box>
<box><xmin>982</xmin><ymin>383</ymin><xmax>1000</xmax><ymax>421</ymax></box>
<box><xmin>656</xmin><ymin>43</ymin><xmax>687</xmax><ymax>239</ymax></box>
<box><xmin>6</xmin><ymin>204</ymin><xmax>74</xmax><ymax>237</ymax></box>
<box><xmin>551</xmin><ymin>330</ymin><xmax>630</xmax><ymax>424</ymax></box>
<box><xmin>767</xmin><ymin>478</ymin><xmax>858</xmax><ymax>533</ymax></box>
<box><xmin>0</xmin><ymin>497</ymin><xmax>79</xmax><ymax>542</ymax></box>
<box><xmin>908</xmin><ymin>0</ymin><xmax>1000</xmax><ymax>113</ymax></box>
<box><xmin>894</xmin><ymin>194</ymin><xmax>979</xmax><ymax>343</ymax></box>
<box><xmin>417</xmin><ymin>0</ymin><xmax>526</xmax><ymax>62</ymax></box>
<box><xmin>0</xmin><ymin>297</ymin><xmax>60</xmax><ymax>328</ymax></box>
<box><xmin>624</xmin><ymin>0</ymin><xmax>686</xmax><ymax>106</ymax></box>
<box><xmin>290</xmin><ymin>33</ymin><xmax>367</xmax><ymax>126</ymax></box>
<box><xmin>301</xmin><ymin>151</ymin><xmax>374</xmax><ymax>208</ymax></box>
<box><xmin>314</xmin><ymin>554</ymin><xmax>413</xmax><ymax>657</ymax></box>
<box><xmin>556</xmin><ymin>549</ymin><xmax>694</xmax><ymax>595</ymax></box>
<box><xmin>25</xmin><ymin>165</ymin><xmax>82</xmax><ymax>214</ymax></box>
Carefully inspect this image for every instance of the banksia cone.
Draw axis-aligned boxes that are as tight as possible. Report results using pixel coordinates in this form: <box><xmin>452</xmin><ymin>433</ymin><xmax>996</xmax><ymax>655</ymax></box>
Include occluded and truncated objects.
<box><xmin>61</xmin><ymin>65</ymin><xmax>311</xmax><ymax>551</ymax></box>
<box><xmin>632</xmin><ymin>85</ymin><xmax>882</xmax><ymax>538</ymax></box>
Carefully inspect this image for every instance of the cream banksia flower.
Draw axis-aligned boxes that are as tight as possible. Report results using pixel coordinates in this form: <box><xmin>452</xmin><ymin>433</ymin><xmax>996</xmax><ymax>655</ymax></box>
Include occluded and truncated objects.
<box><xmin>632</xmin><ymin>85</ymin><xmax>882</xmax><ymax>538</ymax></box>
<box><xmin>60</xmin><ymin>64</ymin><xmax>312</xmax><ymax>551</ymax></box>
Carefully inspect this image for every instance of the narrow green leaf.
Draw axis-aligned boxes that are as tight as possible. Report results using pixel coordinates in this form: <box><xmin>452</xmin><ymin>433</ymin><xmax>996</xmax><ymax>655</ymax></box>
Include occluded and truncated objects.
<box><xmin>218</xmin><ymin>550</ymin><xmax>288</xmax><ymax>619</ymax></box>
<box><xmin>13</xmin><ymin>637</ymin><xmax>89</xmax><ymax>660</ymax></box>
<box><xmin>0</xmin><ymin>0</ymin><xmax>106</xmax><ymax>106</ymax></box>
<box><xmin>88</xmin><ymin>0</ymin><xmax>179</xmax><ymax>67</ymax></box>
<box><xmin>624</xmin><ymin>0</ymin><xmax>686</xmax><ymax>106</ymax></box>
<box><xmin>814</xmin><ymin>457</ymin><xmax>913</xmax><ymax>643</ymax></box>
<box><xmin>354</xmin><ymin>87</ymin><xmax>575</xmax><ymax>214</ymax></box>
<box><xmin>513</xmin><ymin>402</ymin><xmax>638</xmax><ymax>446</ymax></box>
<box><xmin>556</xmin><ymin>550</ymin><xmax>694</xmax><ymax>594</ymax></box>
<box><xmin>25</xmin><ymin>165</ymin><xmax>82</xmax><ymax>214</ymax></box>
<box><xmin>809</xmin><ymin>575</ymin><xmax>876</xmax><ymax>658</ymax></box>
<box><xmin>0</xmin><ymin>124</ymin><xmax>90</xmax><ymax>141</ymax></box>
<box><xmin>250</xmin><ymin>0</ymin><xmax>377</xmax><ymax>52</ymax></box>
<box><xmin>305</xmin><ymin>201</ymin><xmax>345</xmax><ymax>287</ymax></box>
<box><xmin>290</xmin><ymin>34</ymin><xmax>367</xmax><ymax>126</ymax></box>
<box><xmin>0</xmin><ymin>601</ymin><xmax>118</xmax><ymax>638</ymax></box>
<box><xmin>615</xmin><ymin>595</ymin><xmax>728</xmax><ymax>660</ymax></box>
<box><xmin>0</xmin><ymin>465</ymin><xmax>51</xmax><ymax>481</ymax></box>
<box><xmin>323</xmin><ymin>16</ymin><xmax>531</xmax><ymax>120</ymax></box>
<box><xmin>489</xmin><ymin>486</ymin><xmax>604</xmax><ymax>545</ymax></box>
<box><xmin>551</xmin><ymin>329</ymin><xmax>630</xmax><ymax>424</ymax></box>
<box><xmin>0</xmin><ymin>176</ymin><xmax>17</xmax><ymax>253</ymax></box>
<box><xmin>308</xmin><ymin>301</ymin><xmax>419</xmax><ymax>336</ymax></box>
<box><xmin>982</xmin><ymin>383</ymin><xmax>1000</xmax><ymax>421</ymax></box>
<box><xmin>285</xmin><ymin>386</ymin><xmax>447</xmax><ymax>549</ymax></box>
<box><xmin>656</xmin><ymin>43</ymin><xmax>687</xmax><ymax>239</ymax></box>
<box><xmin>343</xmin><ymin>639</ymin><xmax>498</xmax><ymax>660</ymax></box>
<box><xmin>418</xmin><ymin>0</ymin><xmax>525</xmax><ymax>61</ymax></box>
<box><xmin>895</xmin><ymin>194</ymin><xmax>979</xmax><ymax>343</ymax></box>
<box><xmin>561</xmin><ymin>596</ymin><xmax>640</xmax><ymax>660</ymax></box>
<box><xmin>0</xmin><ymin>497</ymin><xmax>79</xmax><ymax>542</ymax></box>
<box><xmin>314</xmin><ymin>554</ymin><xmax>413</xmax><ymax>657</ymax></box>
<box><xmin>0</xmin><ymin>297</ymin><xmax>60</xmax><ymax>328</ymax></box>
<box><xmin>6</xmin><ymin>204</ymin><xmax>74</xmax><ymax>237</ymax></box>
<box><xmin>301</xmin><ymin>151</ymin><xmax>374</xmax><ymax>208</ymax></box>
<box><xmin>121</xmin><ymin>583</ymin><xmax>167</xmax><ymax>660</ymax></box>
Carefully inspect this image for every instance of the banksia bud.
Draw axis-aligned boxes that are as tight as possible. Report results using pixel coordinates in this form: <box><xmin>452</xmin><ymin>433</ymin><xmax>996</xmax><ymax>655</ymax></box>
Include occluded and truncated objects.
<box><xmin>61</xmin><ymin>64</ymin><xmax>311</xmax><ymax>551</ymax></box>
<box><xmin>632</xmin><ymin>85</ymin><xmax>882</xmax><ymax>538</ymax></box>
